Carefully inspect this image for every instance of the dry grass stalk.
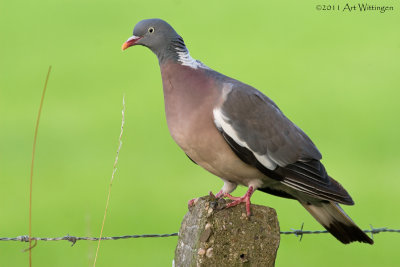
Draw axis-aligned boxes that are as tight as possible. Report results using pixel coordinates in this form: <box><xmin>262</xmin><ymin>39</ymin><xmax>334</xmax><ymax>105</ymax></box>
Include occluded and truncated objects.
<box><xmin>28</xmin><ymin>66</ymin><xmax>52</xmax><ymax>266</ymax></box>
<box><xmin>93</xmin><ymin>96</ymin><xmax>126</xmax><ymax>267</ymax></box>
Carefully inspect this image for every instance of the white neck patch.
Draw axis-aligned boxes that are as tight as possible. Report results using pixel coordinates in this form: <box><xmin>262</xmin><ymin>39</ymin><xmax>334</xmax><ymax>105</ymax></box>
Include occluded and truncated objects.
<box><xmin>176</xmin><ymin>48</ymin><xmax>210</xmax><ymax>70</ymax></box>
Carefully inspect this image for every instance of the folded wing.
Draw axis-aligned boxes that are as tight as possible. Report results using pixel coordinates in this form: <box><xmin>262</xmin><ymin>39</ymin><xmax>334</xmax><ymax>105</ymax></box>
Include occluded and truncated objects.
<box><xmin>213</xmin><ymin>83</ymin><xmax>353</xmax><ymax>205</ymax></box>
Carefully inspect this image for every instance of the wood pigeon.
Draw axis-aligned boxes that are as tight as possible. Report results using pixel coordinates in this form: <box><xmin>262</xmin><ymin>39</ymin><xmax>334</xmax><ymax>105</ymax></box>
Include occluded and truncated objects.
<box><xmin>122</xmin><ymin>18</ymin><xmax>373</xmax><ymax>244</ymax></box>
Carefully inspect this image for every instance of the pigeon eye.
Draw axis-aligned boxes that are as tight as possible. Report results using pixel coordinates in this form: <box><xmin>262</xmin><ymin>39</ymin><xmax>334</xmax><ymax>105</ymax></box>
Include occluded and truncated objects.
<box><xmin>148</xmin><ymin>27</ymin><xmax>155</xmax><ymax>33</ymax></box>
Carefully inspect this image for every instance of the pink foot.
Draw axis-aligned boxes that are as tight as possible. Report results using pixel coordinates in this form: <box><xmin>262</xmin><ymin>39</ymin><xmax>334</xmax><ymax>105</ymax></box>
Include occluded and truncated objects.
<box><xmin>188</xmin><ymin>198</ymin><xmax>198</xmax><ymax>208</ymax></box>
<box><xmin>214</xmin><ymin>190</ymin><xmax>224</xmax><ymax>198</ymax></box>
<box><xmin>224</xmin><ymin>186</ymin><xmax>254</xmax><ymax>217</ymax></box>
<box><xmin>208</xmin><ymin>191</ymin><xmax>216</xmax><ymax>198</ymax></box>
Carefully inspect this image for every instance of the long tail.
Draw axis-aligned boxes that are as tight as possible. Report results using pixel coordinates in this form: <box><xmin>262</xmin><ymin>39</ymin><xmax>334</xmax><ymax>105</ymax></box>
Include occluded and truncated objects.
<box><xmin>300</xmin><ymin>201</ymin><xmax>373</xmax><ymax>244</ymax></box>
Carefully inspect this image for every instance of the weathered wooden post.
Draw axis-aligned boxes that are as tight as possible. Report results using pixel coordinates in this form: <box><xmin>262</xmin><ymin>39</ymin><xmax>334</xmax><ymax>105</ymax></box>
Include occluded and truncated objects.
<box><xmin>174</xmin><ymin>195</ymin><xmax>280</xmax><ymax>267</ymax></box>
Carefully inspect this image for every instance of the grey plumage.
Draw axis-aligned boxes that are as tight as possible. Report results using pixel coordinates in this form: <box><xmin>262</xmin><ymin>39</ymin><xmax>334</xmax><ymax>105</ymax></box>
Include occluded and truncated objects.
<box><xmin>122</xmin><ymin>18</ymin><xmax>373</xmax><ymax>245</ymax></box>
<box><xmin>222</xmin><ymin>86</ymin><xmax>322</xmax><ymax>165</ymax></box>
<box><xmin>129</xmin><ymin>18</ymin><xmax>187</xmax><ymax>63</ymax></box>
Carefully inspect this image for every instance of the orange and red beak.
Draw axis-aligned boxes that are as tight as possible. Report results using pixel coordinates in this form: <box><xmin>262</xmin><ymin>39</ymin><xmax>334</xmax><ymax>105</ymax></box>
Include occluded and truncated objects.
<box><xmin>122</xmin><ymin>35</ymin><xmax>142</xmax><ymax>50</ymax></box>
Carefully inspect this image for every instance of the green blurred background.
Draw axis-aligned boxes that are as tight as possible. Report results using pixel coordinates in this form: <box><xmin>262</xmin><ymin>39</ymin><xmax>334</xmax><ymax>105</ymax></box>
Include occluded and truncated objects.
<box><xmin>1</xmin><ymin>0</ymin><xmax>399</xmax><ymax>266</ymax></box>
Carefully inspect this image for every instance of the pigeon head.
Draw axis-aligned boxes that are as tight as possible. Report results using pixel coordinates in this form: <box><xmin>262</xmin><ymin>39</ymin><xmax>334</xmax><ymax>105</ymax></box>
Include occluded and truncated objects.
<box><xmin>122</xmin><ymin>19</ymin><xmax>187</xmax><ymax>63</ymax></box>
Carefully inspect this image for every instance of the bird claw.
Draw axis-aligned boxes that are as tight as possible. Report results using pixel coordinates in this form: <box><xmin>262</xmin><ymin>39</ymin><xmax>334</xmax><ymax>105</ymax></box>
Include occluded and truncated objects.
<box><xmin>214</xmin><ymin>190</ymin><xmax>224</xmax><ymax>199</ymax></box>
<box><xmin>188</xmin><ymin>198</ymin><xmax>198</xmax><ymax>208</ymax></box>
<box><xmin>223</xmin><ymin>186</ymin><xmax>254</xmax><ymax>217</ymax></box>
<box><xmin>208</xmin><ymin>191</ymin><xmax>216</xmax><ymax>198</ymax></box>
<box><xmin>191</xmin><ymin>187</ymin><xmax>254</xmax><ymax>216</ymax></box>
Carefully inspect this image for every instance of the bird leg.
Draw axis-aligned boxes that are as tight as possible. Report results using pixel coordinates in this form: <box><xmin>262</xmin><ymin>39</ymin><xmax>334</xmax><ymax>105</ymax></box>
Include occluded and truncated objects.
<box><xmin>213</xmin><ymin>180</ymin><xmax>237</xmax><ymax>199</ymax></box>
<box><xmin>214</xmin><ymin>190</ymin><xmax>224</xmax><ymax>198</ymax></box>
<box><xmin>224</xmin><ymin>186</ymin><xmax>254</xmax><ymax>217</ymax></box>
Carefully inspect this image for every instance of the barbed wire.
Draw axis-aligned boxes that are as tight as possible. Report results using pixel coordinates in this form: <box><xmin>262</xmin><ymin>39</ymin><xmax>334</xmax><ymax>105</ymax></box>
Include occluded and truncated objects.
<box><xmin>279</xmin><ymin>223</ymin><xmax>399</xmax><ymax>241</ymax></box>
<box><xmin>1</xmin><ymin>225</ymin><xmax>398</xmax><ymax>246</ymax></box>
<box><xmin>0</xmin><ymin>233</ymin><xmax>179</xmax><ymax>246</ymax></box>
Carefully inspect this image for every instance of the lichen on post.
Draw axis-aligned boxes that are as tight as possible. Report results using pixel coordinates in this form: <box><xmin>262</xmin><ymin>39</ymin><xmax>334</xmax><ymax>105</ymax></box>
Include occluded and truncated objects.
<box><xmin>174</xmin><ymin>195</ymin><xmax>280</xmax><ymax>267</ymax></box>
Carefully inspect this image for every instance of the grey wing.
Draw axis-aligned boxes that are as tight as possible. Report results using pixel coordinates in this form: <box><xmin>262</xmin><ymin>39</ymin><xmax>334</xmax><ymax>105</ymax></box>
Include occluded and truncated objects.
<box><xmin>213</xmin><ymin>83</ymin><xmax>353</xmax><ymax>205</ymax></box>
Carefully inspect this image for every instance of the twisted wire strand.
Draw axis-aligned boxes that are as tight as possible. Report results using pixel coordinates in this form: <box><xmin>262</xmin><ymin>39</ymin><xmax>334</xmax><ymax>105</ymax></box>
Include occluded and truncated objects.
<box><xmin>1</xmin><ymin>225</ymin><xmax>397</xmax><ymax>246</ymax></box>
